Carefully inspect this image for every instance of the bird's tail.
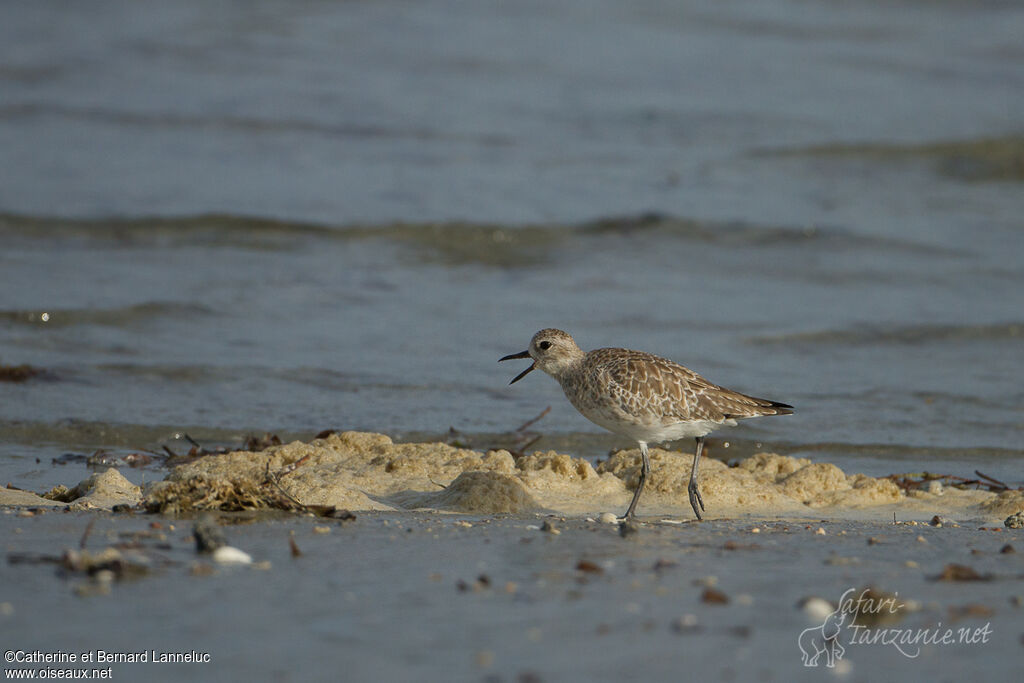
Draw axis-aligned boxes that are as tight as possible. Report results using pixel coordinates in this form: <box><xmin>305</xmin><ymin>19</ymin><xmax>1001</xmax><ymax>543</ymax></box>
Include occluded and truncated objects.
<box><xmin>723</xmin><ymin>394</ymin><xmax>794</xmax><ymax>419</ymax></box>
<box><xmin>757</xmin><ymin>398</ymin><xmax>794</xmax><ymax>416</ymax></box>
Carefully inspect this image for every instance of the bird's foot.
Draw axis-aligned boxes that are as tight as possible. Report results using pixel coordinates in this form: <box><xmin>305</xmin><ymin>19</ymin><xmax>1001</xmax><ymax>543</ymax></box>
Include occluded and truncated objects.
<box><xmin>617</xmin><ymin>508</ymin><xmax>641</xmax><ymax>535</ymax></box>
<box><xmin>618</xmin><ymin>518</ymin><xmax>641</xmax><ymax>537</ymax></box>
<box><xmin>688</xmin><ymin>480</ymin><xmax>705</xmax><ymax>521</ymax></box>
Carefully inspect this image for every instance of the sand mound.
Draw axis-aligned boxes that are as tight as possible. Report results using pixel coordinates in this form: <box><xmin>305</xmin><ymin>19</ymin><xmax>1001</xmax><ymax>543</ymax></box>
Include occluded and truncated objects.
<box><xmin>143</xmin><ymin>431</ymin><xmax>534</xmax><ymax>514</ymax></box>
<box><xmin>979</xmin><ymin>490</ymin><xmax>1024</xmax><ymax>517</ymax></box>
<box><xmin>0</xmin><ymin>487</ymin><xmax>64</xmax><ymax>507</ymax></box>
<box><xmin>130</xmin><ymin>431</ymin><xmax>1015</xmax><ymax>521</ymax></box>
<box><xmin>390</xmin><ymin>471</ymin><xmax>541</xmax><ymax>513</ymax></box>
<box><xmin>41</xmin><ymin>469</ymin><xmax>141</xmax><ymax>510</ymax></box>
<box><xmin>594</xmin><ymin>449</ymin><xmax>901</xmax><ymax>513</ymax></box>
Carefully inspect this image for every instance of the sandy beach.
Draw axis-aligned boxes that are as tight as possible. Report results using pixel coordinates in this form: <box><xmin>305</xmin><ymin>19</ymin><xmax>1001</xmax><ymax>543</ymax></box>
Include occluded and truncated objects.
<box><xmin>3</xmin><ymin>433</ymin><xmax>1022</xmax><ymax>681</ymax></box>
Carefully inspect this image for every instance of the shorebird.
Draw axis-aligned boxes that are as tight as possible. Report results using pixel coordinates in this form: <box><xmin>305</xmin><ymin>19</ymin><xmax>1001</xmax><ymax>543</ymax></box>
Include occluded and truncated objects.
<box><xmin>500</xmin><ymin>329</ymin><xmax>793</xmax><ymax>521</ymax></box>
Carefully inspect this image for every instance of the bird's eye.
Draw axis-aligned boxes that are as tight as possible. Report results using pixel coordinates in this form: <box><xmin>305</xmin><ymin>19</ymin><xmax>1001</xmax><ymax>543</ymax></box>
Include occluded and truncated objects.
<box><xmin>538</xmin><ymin>341</ymin><xmax>552</xmax><ymax>350</ymax></box>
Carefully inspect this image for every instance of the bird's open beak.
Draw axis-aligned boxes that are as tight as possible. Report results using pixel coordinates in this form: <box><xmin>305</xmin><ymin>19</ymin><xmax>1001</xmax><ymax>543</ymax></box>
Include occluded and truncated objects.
<box><xmin>499</xmin><ymin>350</ymin><xmax>534</xmax><ymax>385</ymax></box>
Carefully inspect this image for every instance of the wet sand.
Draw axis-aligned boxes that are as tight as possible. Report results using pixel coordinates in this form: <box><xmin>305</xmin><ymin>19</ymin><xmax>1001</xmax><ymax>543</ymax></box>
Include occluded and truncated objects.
<box><xmin>2</xmin><ymin>433</ymin><xmax>1022</xmax><ymax>681</ymax></box>
<box><xmin>2</xmin><ymin>510</ymin><xmax>1021</xmax><ymax>682</ymax></box>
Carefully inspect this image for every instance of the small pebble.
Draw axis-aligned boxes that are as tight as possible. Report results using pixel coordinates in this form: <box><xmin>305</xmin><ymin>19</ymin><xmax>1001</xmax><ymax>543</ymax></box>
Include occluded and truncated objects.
<box><xmin>832</xmin><ymin>659</ymin><xmax>853</xmax><ymax>676</ymax></box>
<box><xmin>867</xmin><ymin>537</ymin><xmax>882</xmax><ymax>545</ymax></box>
<box><xmin>598</xmin><ymin>512</ymin><xmax>618</xmax><ymax>524</ymax></box>
<box><xmin>701</xmin><ymin>587</ymin><xmax>729</xmax><ymax>605</ymax></box>
<box><xmin>540</xmin><ymin>519</ymin><xmax>560</xmax><ymax>535</ymax></box>
<box><xmin>936</xmin><ymin>563</ymin><xmax>987</xmax><ymax>582</ymax></box>
<box><xmin>313</xmin><ymin>526</ymin><xmax>331</xmax><ymax>534</ymax></box>
<box><xmin>618</xmin><ymin>520</ymin><xmax>640</xmax><ymax>538</ymax></box>
<box><xmin>929</xmin><ymin>515</ymin><xmax>944</xmax><ymax>527</ymax></box>
<box><xmin>1005</xmin><ymin>511</ymin><xmax>1024</xmax><ymax>529</ymax></box>
<box><xmin>670</xmin><ymin>614</ymin><xmax>699</xmax><ymax>634</ymax></box>
<box><xmin>192</xmin><ymin>517</ymin><xmax>227</xmax><ymax>553</ymax></box>
<box><xmin>74</xmin><ymin>581</ymin><xmax>111</xmax><ymax>598</ymax></box>
<box><xmin>799</xmin><ymin>597</ymin><xmax>835</xmax><ymax>622</ymax></box>
<box><xmin>815</xmin><ymin>527</ymin><xmax>826</xmax><ymax>536</ymax></box>
<box><xmin>999</xmin><ymin>544</ymin><xmax>1015</xmax><ymax>554</ymax></box>
<box><xmin>456</xmin><ymin>575</ymin><xmax>491</xmax><ymax>592</ymax></box>
<box><xmin>750</xmin><ymin>527</ymin><xmax>761</xmax><ymax>534</ymax></box>
<box><xmin>905</xmin><ymin>560</ymin><xmax>919</xmax><ymax>568</ymax></box>
<box><xmin>916</xmin><ymin>535</ymin><xmax>928</xmax><ymax>544</ymax></box>
<box><xmin>93</xmin><ymin>569</ymin><xmax>116</xmax><ymax>585</ymax></box>
<box><xmin>212</xmin><ymin>546</ymin><xmax>253</xmax><ymax>565</ymax></box>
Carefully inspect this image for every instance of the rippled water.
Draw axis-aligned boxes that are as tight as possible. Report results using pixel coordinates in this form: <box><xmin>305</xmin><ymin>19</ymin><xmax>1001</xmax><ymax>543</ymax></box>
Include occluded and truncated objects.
<box><xmin>2</xmin><ymin>0</ymin><xmax>1023</xmax><ymax>490</ymax></box>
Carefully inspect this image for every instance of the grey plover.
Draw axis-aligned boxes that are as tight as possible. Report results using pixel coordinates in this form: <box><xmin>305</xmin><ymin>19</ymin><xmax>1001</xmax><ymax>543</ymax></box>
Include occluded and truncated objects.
<box><xmin>500</xmin><ymin>328</ymin><xmax>793</xmax><ymax>521</ymax></box>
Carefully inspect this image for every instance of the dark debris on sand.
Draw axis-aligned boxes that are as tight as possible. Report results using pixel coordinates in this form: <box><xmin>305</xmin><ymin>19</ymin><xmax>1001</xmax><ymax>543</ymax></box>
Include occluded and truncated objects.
<box><xmin>0</xmin><ymin>364</ymin><xmax>45</xmax><ymax>382</ymax></box>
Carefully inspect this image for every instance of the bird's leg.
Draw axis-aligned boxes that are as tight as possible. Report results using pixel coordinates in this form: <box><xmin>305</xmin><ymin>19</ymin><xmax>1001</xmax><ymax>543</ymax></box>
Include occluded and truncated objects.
<box><xmin>688</xmin><ymin>436</ymin><xmax>706</xmax><ymax>520</ymax></box>
<box><xmin>621</xmin><ymin>441</ymin><xmax>650</xmax><ymax>521</ymax></box>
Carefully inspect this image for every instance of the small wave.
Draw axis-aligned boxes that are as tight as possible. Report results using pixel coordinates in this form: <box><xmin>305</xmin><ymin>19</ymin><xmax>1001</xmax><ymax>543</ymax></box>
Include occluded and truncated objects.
<box><xmin>0</xmin><ymin>211</ymin><xmax>952</xmax><ymax>263</ymax></box>
<box><xmin>751</xmin><ymin>322</ymin><xmax>1024</xmax><ymax>346</ymax></box>
<box><xmin>0</xmin><ymin>103</ymin><xmax>515</xmax><ymax>147</ymax></box>
<box><xmin>754</xmin><ymin>135</ymin><xmax>1024</xmax><ymax>183</ymax></box>
<box><xmin>574</xmin><ymin>213</ymin><xmax>963</xmax><ymax>256</ymax></box>
<box><xmin>0</xmin><ymin>212</ymin><xmax>336</xmax><ymax>249</ymax></box>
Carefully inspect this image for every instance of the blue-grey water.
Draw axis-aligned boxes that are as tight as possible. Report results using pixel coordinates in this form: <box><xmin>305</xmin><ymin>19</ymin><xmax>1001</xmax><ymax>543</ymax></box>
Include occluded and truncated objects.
<box><xmin>2</xmin><ymin>0</ymin><xmax>1023</xmax><ymax>493</ymax></box>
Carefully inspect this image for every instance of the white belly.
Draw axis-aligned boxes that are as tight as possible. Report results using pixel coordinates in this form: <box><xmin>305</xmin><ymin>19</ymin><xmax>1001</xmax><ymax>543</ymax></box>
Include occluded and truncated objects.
<box><xmin>578</xmin><ymin>405</ymin><xmax>734</xmax><ymax>444</ymax></box>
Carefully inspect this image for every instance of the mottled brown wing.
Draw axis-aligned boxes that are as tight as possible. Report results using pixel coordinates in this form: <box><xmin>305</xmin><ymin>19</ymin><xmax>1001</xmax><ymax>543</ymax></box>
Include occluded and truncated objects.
<box><xmin>587</xmin><ymin>348</ymin><xmax>702</xmax><ymax>419</ymax></box>
<box><xmin>593</xmin><ymin>348</ymin><xmax>792</xmax><ymax>422</ymax></box>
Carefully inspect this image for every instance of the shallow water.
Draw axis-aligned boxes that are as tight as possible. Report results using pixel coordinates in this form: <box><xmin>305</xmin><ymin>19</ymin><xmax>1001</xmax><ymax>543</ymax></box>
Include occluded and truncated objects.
<box><xmin>2</xmin><ymin>0</ymin><xmax>1024</xmax><ymax>493</ymax></box>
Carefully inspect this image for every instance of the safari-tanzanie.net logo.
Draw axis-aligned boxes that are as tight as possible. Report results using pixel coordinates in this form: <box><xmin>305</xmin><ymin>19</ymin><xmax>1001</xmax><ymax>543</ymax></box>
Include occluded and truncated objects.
<box><xmin>798</xmin><ymin>587</ymin><xmax>992</xmax><ymax>667</ymax></box>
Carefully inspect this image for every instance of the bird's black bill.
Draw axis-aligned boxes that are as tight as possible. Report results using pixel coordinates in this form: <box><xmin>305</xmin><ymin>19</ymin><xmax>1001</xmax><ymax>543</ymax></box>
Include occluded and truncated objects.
<box><xmin>507</xmin><ymin>363</ymin><xmax>535</xmax><ymax>385</ymax></box>
<box><xmin>499</xmin><ymin>350</ymin><xmax>534</xmax><ymax>385</ymax></box>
